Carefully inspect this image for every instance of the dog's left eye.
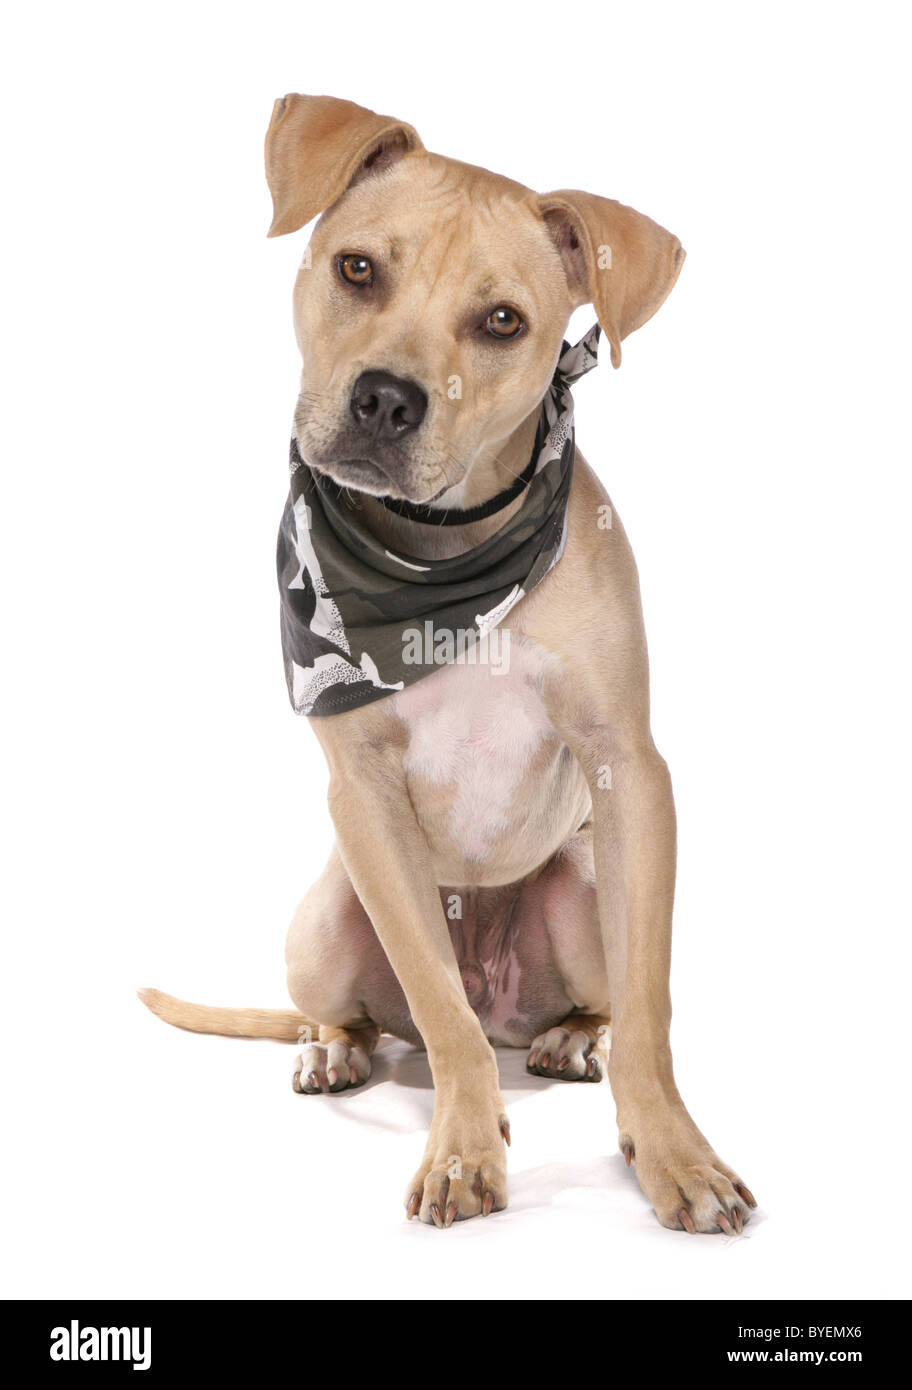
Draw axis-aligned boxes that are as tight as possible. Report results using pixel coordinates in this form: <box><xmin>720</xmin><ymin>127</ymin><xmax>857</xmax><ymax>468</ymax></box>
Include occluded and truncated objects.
<box><xmin>338</xmin><ymin>254</ymin><xmax>374</xmax><ymax>286</ymax></box>
<box><xmin>485</xmin><ymin>306</ymin><xmax>524</xmax><ymax>338</ymax></box>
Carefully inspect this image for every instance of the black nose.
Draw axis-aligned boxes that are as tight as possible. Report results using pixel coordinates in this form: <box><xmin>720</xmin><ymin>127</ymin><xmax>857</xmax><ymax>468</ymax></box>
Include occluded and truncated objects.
<box><xmin>349</xmin><ymin>371</ymin><xmax>428</xmax><ymax>441</ymax></box>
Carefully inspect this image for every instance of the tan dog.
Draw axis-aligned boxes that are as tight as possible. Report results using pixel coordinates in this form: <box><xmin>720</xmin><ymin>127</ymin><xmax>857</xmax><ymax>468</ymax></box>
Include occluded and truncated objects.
<box><xmin>141</xmin><ymin>94</ymin><xmax>756</xmax><ymax>1234</ymax></box>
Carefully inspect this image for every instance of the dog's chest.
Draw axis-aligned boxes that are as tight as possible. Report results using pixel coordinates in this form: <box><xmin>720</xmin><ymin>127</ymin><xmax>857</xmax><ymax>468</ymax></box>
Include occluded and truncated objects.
<box><xmin>390</xmin><ymin>635</ymin><xmax>587</xmax><ymax>879</ymax></box>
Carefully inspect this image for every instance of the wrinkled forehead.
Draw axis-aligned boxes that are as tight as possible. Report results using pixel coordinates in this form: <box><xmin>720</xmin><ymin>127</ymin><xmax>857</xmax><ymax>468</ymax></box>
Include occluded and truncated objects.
<box><xmin>313</xmin><ymin>153</ymin><xmax>565</xmax><ymax>302</ymax></box>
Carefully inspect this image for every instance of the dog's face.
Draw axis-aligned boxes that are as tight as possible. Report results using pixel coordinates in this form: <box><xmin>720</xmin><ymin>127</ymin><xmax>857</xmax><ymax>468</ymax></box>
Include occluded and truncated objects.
<box><xmin>266</xmin><ymin>96</ymin><xmax>686</xmax><ymax>505</ymax></box>
<box><xmin>292</xmin><ymin>156</ymin><xmax>573</xmax><ymax>503</ymax></box>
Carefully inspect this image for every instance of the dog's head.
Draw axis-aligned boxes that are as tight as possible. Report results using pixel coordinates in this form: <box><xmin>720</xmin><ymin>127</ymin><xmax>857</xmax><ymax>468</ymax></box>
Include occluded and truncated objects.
<box><xmin>266</xmin><ymin>95</ymin><xmax>684</xmax><ymax>505</ymax></box>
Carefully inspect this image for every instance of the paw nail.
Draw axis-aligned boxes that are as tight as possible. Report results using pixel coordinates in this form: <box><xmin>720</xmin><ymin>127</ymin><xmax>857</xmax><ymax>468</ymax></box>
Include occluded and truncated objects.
<box><xmin>735</xmin><ymin>1182</ymin><xmax>757</xmax><ymax>1208</ymax></box>
<box><xmin>327</xmin><ymin>1067</ymin><xmax>338</xmax><ymax>1086</ymax></box>
<box><xmin>621</xmin><ymin>1141</ymin><xmax>634</xmax><ymax>1166</ymax></box>
<box><xmin>291</xmin><ymin>1071</ymin><xmax>302</xmax><ymax>1093</ymax></box>
<box><xmin>732</xmin><ymin>1207</ymin><xmax>743</xmax><ymax>1234</ymax></box>
<box><xmin>527</xmin><ymin>1051</ymin><xmax>539</xmax><ymax>1070</ymax></box>
<box><xmin>307</xmin><ymin>1070</ymin><xmax>319</xmax><ymax>1091</ymax></box>
<box><xmin>679</xmin><ymin>1208</ymin><xmax>696</xmax><ymax>1234</ymax></box>
<box><xmin>430</xmin><ymin>1203</ymin><xmax>443</xmax><ymax>1229</ymax></box>
<box><xmin>445</xmin><ymin>1202</ymin><xmax>457</xmax><ymax>1228</ymax></box>
<box><xmin>482</xmin><ymin>1190</ymin><xmax>495</xmax><ymax>1216</ymax></box>
<box><xmin>557</xmin><ymin>1056</ymin><xmax>569</xmax><ymax>1071</ymax></box>
<box><xmin>499</xmin><ymin>1115</ymin><xmax>511</xmax><ymax>1146</ymax></box>
<box><xmin>717</xmin><ymin>1213</ymin><xmax>733</xmax><ymax>1235</ymax></box>
<box><xmin>350</xmin><ymin>1066</ymin><xmax>359</xmax><ymax>1085</ymax></box>
<box><xmin>406</xmin><ymin>1192</ymin><xmax>420</xmax><ymax>1220</ymax></box>
<box><xmin>540</xmin><ymin>1053</ymin><xmax>551</xmax><ymax>1069</ymax></box>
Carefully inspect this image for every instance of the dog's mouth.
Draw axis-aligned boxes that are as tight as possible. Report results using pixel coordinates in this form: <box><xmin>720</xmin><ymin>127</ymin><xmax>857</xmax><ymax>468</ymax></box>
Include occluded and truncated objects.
<box><xmin>303</xmin><ymin>451</ymin><xmax>453</xmax><ymax>506</ymax></box>
<box><xmin>308</xmin><ymin>455</ymin><xmax>406</xmax><ymax>498</ymax></box>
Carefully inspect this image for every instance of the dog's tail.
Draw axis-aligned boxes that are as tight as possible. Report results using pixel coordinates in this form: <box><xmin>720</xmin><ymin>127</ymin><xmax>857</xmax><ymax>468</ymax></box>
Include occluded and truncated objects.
<box><xmin>137</xmin><ymin>987</ymin><xmax>316</xmax><ymax>1042</ymax></box>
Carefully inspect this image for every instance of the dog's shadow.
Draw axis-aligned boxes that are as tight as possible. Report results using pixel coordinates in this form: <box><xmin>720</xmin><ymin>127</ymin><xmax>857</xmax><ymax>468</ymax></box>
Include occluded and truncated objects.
<box><xmin>299</xmin><ymin>1038</ymin><xmax>765</xmax><ymax>1237</ymax></box>
<box><xmin>321</xmin><ymin>1040</ymin><xmax>651</xmax><ymax>1224</ymax></box>
<box><xmin>316</xmin><ymin>1035</ymin><xmax>582</xmax><ymax>1135</ymax></box>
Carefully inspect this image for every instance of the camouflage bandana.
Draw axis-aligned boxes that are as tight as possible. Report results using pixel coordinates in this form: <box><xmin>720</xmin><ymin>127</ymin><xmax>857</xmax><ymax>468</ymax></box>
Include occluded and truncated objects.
<box><xmin>277</xmin><ymin>322</ymin><xmax>601</xmax><ymax>717</ymax></box>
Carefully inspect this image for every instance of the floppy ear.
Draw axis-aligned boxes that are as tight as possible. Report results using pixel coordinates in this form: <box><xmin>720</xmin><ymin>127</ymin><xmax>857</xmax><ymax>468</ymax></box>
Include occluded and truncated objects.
<box><xmin>265</xmin><ymin>94</ymin><xmax>424</xmax><ymax>237</ymax></box>
<box><xmin>539</xmin><ymin>190</ymin><xmax>685</xmax><ymax>367</ymax></box>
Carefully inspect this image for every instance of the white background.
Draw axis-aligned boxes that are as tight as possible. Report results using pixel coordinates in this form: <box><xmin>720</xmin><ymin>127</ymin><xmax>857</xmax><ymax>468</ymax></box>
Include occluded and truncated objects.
<box><xmin>3</xmin><ymin>0</ymin><xmax>910</xmax><ymax>1301</ymax></box>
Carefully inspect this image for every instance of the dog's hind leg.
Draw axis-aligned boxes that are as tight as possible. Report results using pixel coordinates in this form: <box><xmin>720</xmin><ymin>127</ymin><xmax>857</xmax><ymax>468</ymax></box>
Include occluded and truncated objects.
<box><xmin>508</xmin><ymin>826</ymin><xmax>615</xmax><ymax>1079</ymax></box>
<box><xmin>292</xmin><ymin>1022</ymin><xmax>381</xmax><ymax>1094</ymax></box>
<box><xmin>526</xmin><ymin>1010</ymin><xmax>612</xmax><ymax>1082</ymax></box>
<box><xmin>285</xmin><ymin>845</ymin><xmax>418</xmax><ymax>1094</ymax></box>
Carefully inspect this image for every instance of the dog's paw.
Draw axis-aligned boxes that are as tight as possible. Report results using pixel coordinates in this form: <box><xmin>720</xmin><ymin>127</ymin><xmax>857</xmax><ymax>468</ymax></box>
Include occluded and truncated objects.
<box><xmin>621</xmin><ymin>1133</ymin><xmax>757</xmax><ymax>1234</ymax></box>
<box><xmin>406</xmin><ymin>1147</ymin><xmax>508</xmax><ymax>1227</ymax></box>
<box><xmin>405</xmin><ymin>1096</ymin><xmax>510</xmax><ymax>1226</ymax></box>
<box><xmin>526</xmin><ymin>1026</ymin><xmax>603</xmax><ymax>1081</ymax></box>
<box><xmin>291</xmin><ymin>1040</ymin><xmax>370</xmax><ymax>1094</ymax></box>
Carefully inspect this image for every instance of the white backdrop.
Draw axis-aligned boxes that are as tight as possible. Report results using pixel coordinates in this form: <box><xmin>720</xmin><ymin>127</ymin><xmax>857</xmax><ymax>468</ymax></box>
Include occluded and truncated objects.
<box><xmin>2</xmin><ymin>0</ymin><xmax>910</xmax><ymax>1301</ymax></box>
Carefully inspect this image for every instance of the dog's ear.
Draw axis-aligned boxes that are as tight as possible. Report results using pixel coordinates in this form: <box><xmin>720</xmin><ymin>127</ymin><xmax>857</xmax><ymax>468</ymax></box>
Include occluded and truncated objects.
<box><xmin>539</xmin><ymin>191</ymin><xmax>684</xmax><ymax>367</ymax></box>
<box><xmin>265</xmin><ymin>94</ymin><xmax>424</xmax><ymax>237</ymax></box>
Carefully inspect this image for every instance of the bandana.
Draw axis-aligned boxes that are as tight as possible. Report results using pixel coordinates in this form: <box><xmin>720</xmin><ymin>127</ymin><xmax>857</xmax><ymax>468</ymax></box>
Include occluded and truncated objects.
<box><xmin>277</xmin><ymin>323</ymin><xmax>601</xmax><ymax>717</ymax></box>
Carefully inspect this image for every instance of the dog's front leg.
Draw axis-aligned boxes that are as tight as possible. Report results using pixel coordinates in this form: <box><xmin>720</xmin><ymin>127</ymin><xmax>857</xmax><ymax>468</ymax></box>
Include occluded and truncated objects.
<box><xmin>312</xmin><ymin>711</ymin><xmax>509</xmax><ymax>1226</ymax></box>
<box><xmin>595</xmin><ymin>729</ymin><xmax>755</xmax><ymax>1231</ymax></box>
<box><xmin>552</xmin><ymin>700</ymin><xmax>756</xmax><ymax>1234</ymax></box>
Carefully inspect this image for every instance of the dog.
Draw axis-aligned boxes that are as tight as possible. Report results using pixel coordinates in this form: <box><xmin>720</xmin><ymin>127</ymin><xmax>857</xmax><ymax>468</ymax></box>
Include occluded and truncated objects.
<box><xmin>140</xmin><ymin>94</ymin><xmax>756</xmax><ymax>1234</ymax></box>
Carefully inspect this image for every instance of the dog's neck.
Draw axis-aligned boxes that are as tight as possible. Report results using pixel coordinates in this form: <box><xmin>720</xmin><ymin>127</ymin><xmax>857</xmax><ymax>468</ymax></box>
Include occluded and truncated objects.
<box><xmin>352</xmin><ymin>410</ymin><xmax>541</xmax><ymax>561</ymax></box>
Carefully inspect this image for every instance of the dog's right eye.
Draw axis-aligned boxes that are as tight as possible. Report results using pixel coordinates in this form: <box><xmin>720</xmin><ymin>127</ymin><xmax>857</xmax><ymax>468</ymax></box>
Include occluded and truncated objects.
<box><xmin>338</xmin><ymin>254</ymin><xmax>374</xmax><ymax>286</ymax></box>
<box><xmin>485</xmin><ymin>306</ymin><xmax>524</xmax><ymax>338</ymax></box>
